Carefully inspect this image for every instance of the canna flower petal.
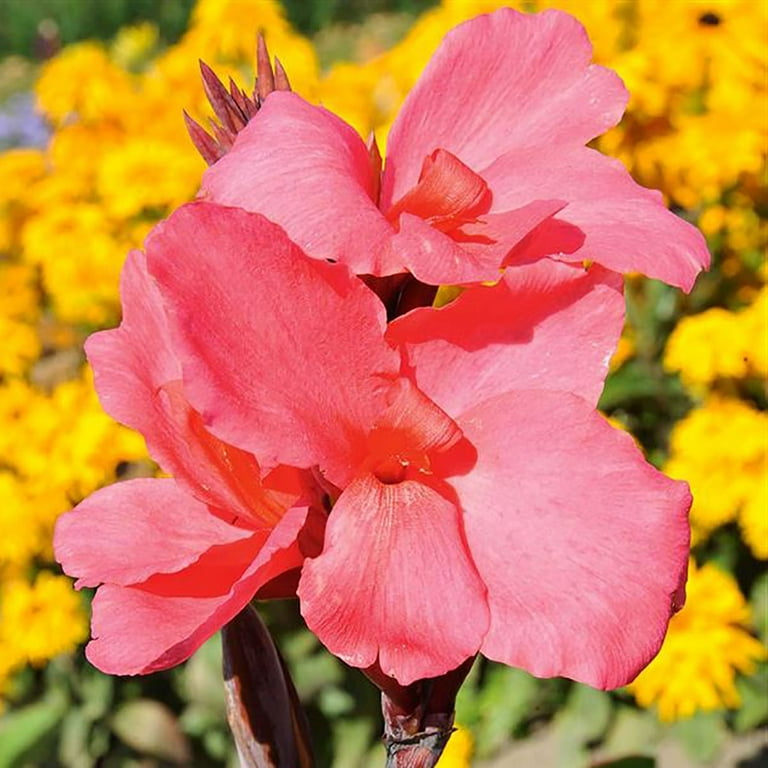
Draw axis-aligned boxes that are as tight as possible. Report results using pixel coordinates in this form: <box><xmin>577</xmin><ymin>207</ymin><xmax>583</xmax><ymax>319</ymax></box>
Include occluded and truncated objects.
<box><xmin>55</xmin><ymin>478</ymin><xmax>255</xmax><ymax>589</ymax></box>
<box><xmin>380</xmin><ymin>8</ymin><xmax>627</xmax><ymax>208</ymax></box>
<box><xmin>202</xmin><ymin>92</ymin><xmax>566</xmax><ymax>285</ymax></box>
<box><xmin>85</xmin><ymin>504</ymin><xmax>309</xmax><ymax>675</ymax></box>
<box><xmin>201</xmin><ymin>92</ymin><xmax>394</xmax><ymax>273</ymax></box>
<box><xmin>388</xmin><ymin>260</ymin><xmax>624</xmax><ymax>418</ymax></box>
<box><xmin>145</xmin><ymin>202</ymin><xmax>400</xmax><ymax>486</ymax></box>
<box><xmin>298</xmin><ymin>474</ymin><xmax>489</xmax><ymax>685</ymax></box>
<box><xmin>199</xmin><ymin>8</ymin><xmax>706</xmax><ymax>289</ymax></box>
<box><xmin>86</xmin><ymin>249</ymin><xmax>296</xmax><ymax>527</ymax></box>
<box><xmin>59</xmin><ymin>193</ymin><xmax>692</xmax><ymax>689</ymax></box>
<box><xmin>59</xmin><ymin>0</ymin><xmax>708</xmax><ymax>687</ymax></box>
<box><xmin>85</xmin><ymin>248</ymin><xmax>179</xmax><ymax>434</ymax></box>
<box><xmin>386</xmin><ymin>199</ymin><xmax>564</xmax><ymax>286</ymax></box>
<box><xmin>447</xmin><ymin>390</ymin><xmax>690</xmax><ymax>690</ymax></box>
<box><xmin>486</xmin><ymin>147</ymin><xmax>710</xmax><ymax>291</ymax></box>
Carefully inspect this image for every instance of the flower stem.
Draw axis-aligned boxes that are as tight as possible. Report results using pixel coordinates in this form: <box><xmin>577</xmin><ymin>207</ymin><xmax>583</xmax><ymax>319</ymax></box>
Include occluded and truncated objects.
<box><xmin>222</xmin><ymin>604</ymin><xmax>313</xmax><ymax>768</ymax></box>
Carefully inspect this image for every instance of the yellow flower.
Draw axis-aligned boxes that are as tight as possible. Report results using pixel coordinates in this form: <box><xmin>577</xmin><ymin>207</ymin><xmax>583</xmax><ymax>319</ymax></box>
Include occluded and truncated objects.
<box><xmin>184</xmin><ymin>0</ymin><xmax>319</xmax><ymax>96</ymax></box>
<box><xmin>0</xmin><ymin>317</ymin><xmax>40</xmax><ymax>377</ymax></box>
<box><xmin>0</xmin><ymin>371</ymin><xmax>147</xmax><ymax>510</ymax></box>
<box><xmin>609</xmin><ymin>327</ymin><xmax>635</xmax><ymax>371</ymax></box>
<box><xmin>110</xmin><ymin>22</ymin><xmax>159</xmax><ymax>70</ymax></box>
<box><xmin>0</xmin><ymin>263</ymin><xmax>41</xmax><ymax>376</ymax></box>
<box><xmin>740</xmin><ymin>288</ymin><xmax>768</xmax><ymax>377</ymax></box>
<box><xmin>96</xmin><ymin>138</ymin><xmax>203</xmax><ymax>220</ymax></box>
<box><xmin>0</xmin><ymin>653</ymin><xmax>19</xmax><ymax>701</ymax></box>
<box><xmin>664</xmin><ymin>307</ymin><xmax>746</xmax><ymax>386</ymax></box>
<box><xmin>21</xmin><ymin>203</ymin><xmax>127</xmax><ymax>326</ymax></box>
<box><xmin>436</xmin><ymin>724</ymin><xmax>473</xmax><ymax>767</ymax></box>
<box><xmin>665</xmin><ymin>397</ymin><xmax>767</xmax><ymax>553</ymax></box>
<box><xmin>697</xmin><ymin>204</ymin><xmax>726</xmax><ymax>237</ymax></box>
<box><xmin>664</xmin><ymin>290</ymin><xmax>768</xmax><ymax>389</ymax></box>
<box><xmin>634</xmin><ymin>0</ymin><xmax>766</xmax><ymax>94</ymax></box>
<box><xmin>535</xmin><ymin>0</ymin><xmax>627</xmax><ymax>62</ymax></box>
<box><xmin>0</xmin><ymin>572</ymin><xmax>88</xmax><ymax>667</ymax></box>
<box><xmin>317</xmin><ymin>61</ymin><xmax>390</xmax><ymax>140</ymax></box>
<box><xmin>0</xmin><ymin>472</ymin><xmax>46</xmax><ymax>571</ymax></box>
<box><xmin>0</xmin><ymin>149</ymin><xmax>47</xmax><ymax>253</ymax></box>
<box><xmin>0</xmin><ymin>149</ymin><xmax>47</xmax><ymax>208</ymax></box>
<box><xmin>48</xmin><ymin>371</ymin><xmax>148</xmax><ymax>501</ymax></box>
<box><xmin>629</xmin><ymin>560</ymin><xmax>767</xmax><ymax>721</ymax></box>
<box><xmin>35</xmin><ymin>42</ymin><xmax>136</xmax><ymax>126</ymax></box>
<box><xmin>740</xmin><ymin>475</ymin><xmax>768</xmax><ymax>560</ymax></box>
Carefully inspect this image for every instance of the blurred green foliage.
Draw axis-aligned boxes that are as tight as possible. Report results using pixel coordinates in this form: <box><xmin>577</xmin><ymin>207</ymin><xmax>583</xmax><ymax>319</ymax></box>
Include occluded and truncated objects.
<box><xmin>282</xmin><ymin>0</ymin><xmax>438</xmax><ymax>34</ymax></box>
<box><xmin>0</xmin><ymin>0</ymin><xmax>439</xmax><ymax>58</ymax></box>
<box><xmin>0</xmin><ymin>0</ymin><xmax>196</xmax><ymax>56</ymax></box>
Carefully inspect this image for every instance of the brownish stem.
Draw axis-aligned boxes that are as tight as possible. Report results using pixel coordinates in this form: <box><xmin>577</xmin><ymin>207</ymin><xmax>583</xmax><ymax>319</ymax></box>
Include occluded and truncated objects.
<box><xmin>222</xmin><ymin>604</ymin><xmax>313</xmax><ymax>768</ymax></box>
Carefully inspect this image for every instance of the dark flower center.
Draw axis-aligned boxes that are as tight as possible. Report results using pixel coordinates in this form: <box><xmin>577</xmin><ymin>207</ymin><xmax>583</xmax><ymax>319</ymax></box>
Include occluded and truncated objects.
<box><xmin>698</xmin><ymin>12</ymin><xmax>722</xmax><ymax>26</ymax></box>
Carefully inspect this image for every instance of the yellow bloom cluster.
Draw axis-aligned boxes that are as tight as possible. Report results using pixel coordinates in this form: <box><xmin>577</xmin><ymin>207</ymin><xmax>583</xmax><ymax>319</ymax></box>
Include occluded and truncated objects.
<box><xmin>0</xmin><ymin>371</ymin><xmax>146</xmax><ymax>692</ymax></box>
<box><xmin>662</xmin><ymin>235</ymin><xmax>765</xmax><ymax>565</ymax></box>
<box><xmin>0</xmin><ymin>262</ymin><xmax>41</xmax><ymax>376</ymax></box>
<box><xmin>0</xmin><ymin>572</ymin><xmax>88</xmax><ymax>670</ymax></box>
<box><xmin>665</xmin><ymin>287</ymin><xmax>768</xmax><ymax>391</ymax></box>
<box><xmin>665</xmin><ymin>397</ymin><xmax>767</xmax><ymax>558</ymax></box>
<box><xmin>11</xmin><ymin>0</ymin><xmax>321</xmax><ymax>333</ymax></box>
<box><xmin>436</xmin><ymin>725</ymin><xmax>473</xmax><ymax>767</ymax></box>
<box><xmin>0</xmin><ymin>0</ymin><xmax>321</xmax><ymax>697</ymax></box>
<box><xmin>630</xmin><ymin>561</ymin><xmax>767</xmax><ymax>722</ymax></box>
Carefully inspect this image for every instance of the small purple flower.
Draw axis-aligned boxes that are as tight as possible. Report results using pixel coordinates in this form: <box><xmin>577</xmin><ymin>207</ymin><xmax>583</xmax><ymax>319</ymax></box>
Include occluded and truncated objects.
<box><xmin>0</xmin><ymin>93</ymin><xmax>50</xmax><ymax>150</ymax></box>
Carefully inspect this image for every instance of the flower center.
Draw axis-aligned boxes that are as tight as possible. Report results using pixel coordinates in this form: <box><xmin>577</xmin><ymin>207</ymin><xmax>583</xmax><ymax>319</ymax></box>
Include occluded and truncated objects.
<box><xmin>697</xmin><ymin>11</ymin><xmax>721</xmax><ymax>26</ymax></box>
<box><xmin>371</xmin><ymin>449</ymin><xmax>432</xmax><ymax>485</ymax></box>
<box><xmin>361</xmin><ymin>378</ymin><xmax>462</xmax><ymax>485</ymax></box>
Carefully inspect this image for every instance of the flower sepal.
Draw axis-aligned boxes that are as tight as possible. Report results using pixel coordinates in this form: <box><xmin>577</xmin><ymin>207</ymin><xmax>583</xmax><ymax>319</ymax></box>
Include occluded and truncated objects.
<box><xmin>366</xmin><ymin>657</ymin><xmax>474</xmax><ymax>767</ymax></box>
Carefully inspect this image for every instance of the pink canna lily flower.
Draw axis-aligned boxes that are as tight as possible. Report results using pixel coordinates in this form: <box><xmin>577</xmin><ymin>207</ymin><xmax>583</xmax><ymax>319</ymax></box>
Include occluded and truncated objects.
<box><xmin>199</xmin><ymin>8</ymin><xmax>709</xmax><ymax>290</ymax></box>
<box><xmin>57</xmin><ymin>201</ymin><xmax>691</xmax><ymax>689</ymax></box>
<box><xmin>54</xmin><ymin>243</ymin><xmax>325</xmax><ymax>675</ymax></box>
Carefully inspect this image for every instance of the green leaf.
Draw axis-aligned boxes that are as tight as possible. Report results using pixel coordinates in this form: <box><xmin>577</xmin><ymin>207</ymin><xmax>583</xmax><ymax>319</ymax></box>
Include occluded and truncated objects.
<box><xmin>111</xmin><ymin>698</ymin><xmax>191</xmax><ymax>764</ymax></box>
<box><xmin>178</xmin><ymin>636</ymin><xmax>226</xmax><ymax>712</ymax></box>
<box><xmin>318</xmin><ymin>686</ymin><xmax>355</xmax><ymax>718</ymax></box>
<box><xmin>474</xmin><ymin>665</ymin><xmax>539</xmax><ymax>756</ymax></box>
<box><xmin>554</xmin><ymin>685</ymin><xmax>613</xmax><ymax>768</ymax></box>
<box><xmin>734</xmin><ymin>664</ymin><xmax>768</xmax><ymax>731</ymax></box>
<box><xmin>600</xmin><ymin>361</ymin><xmax>668</xmax><ymax>411</ymax></box>
<box><xmin>563</xmin><ymin>685</ymin><xmax>613</xmax><ymax>743</ymax></box>
<box><xmin>454</xmin><ymin>657</ymin><xmax>483</xmax><ymax>727</ymax></box>
<box><xmin>203</xmin><ymin>728</ymin><xmax>234</xmax><ymax>761</ymax></box>
<box><xmin>750</xmin><ymin>571</ymin><xmax>768</xmax><ymax>643</ymax></box>
<box><xmin>281</xmin><ymin>627</ymin><xmax>320</xmax><ymax>661</ymax></box>
<box><xmin>79</xmin><ymin>668</ymin><xmax>114</xmax><ymax>722</ymax></box>
<box><xmin>0</xmin><ymin>689</ymin><xmax>68</xmax><ymax>768</ymax></box>
<box><xmin>58</xmin><ymin>708</ymin><xmax>93</xmax><ymax>768</ymax></box>
<box><xmin>291</xmin><ymin>650</ymin><xmax>344</xmax><ymax>700</ymax></box>
<box><xmin>600</xmin><ymin>705</ymin><xmax>661</xmax><ymax>758</ymax></box>
<box><xmin>330</xmin><ymin>717</ymin><xmax>375</xmax><ymax>768</ymax></box>
<box><xmin>669</xmin><ymin>710</ymin><xmax>727</xmax><ymax>763</ymax></box>
<box><xmin>179</xmin><ymin>703</ymin><xmax>226</xmax><ymax>737</ymax></box>
<box><xmin>88</xmin><ymin>723</ymin><xmax>111</xmax><ymax>761</ymax></box>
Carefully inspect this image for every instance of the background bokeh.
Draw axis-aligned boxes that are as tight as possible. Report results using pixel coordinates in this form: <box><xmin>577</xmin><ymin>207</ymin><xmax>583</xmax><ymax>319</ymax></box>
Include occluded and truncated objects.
<box><xmin>0</xmin><ymin>1</ymin><xmax>765</xmax><ymax>766</ymax></box>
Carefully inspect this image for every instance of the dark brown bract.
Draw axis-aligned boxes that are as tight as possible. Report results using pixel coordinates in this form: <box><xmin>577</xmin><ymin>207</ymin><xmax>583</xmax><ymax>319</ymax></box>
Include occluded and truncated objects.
<box><xmin>184</xmin><ymin>35</ymin><xmax>291</xmax><ymax>165</ymax></box>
